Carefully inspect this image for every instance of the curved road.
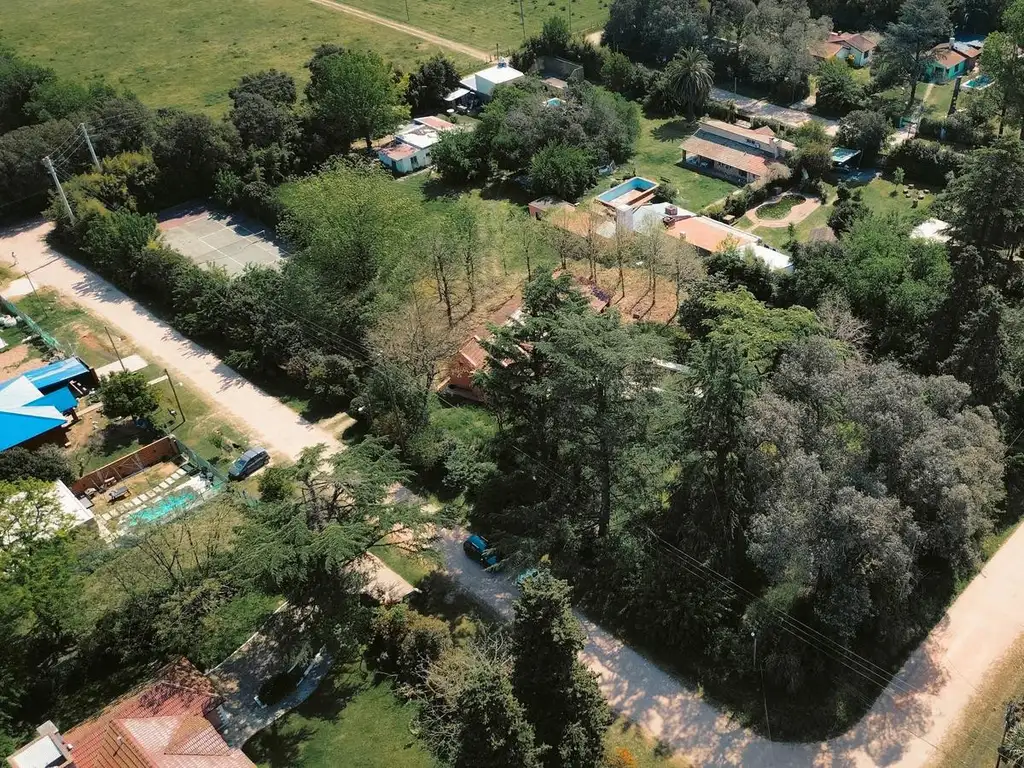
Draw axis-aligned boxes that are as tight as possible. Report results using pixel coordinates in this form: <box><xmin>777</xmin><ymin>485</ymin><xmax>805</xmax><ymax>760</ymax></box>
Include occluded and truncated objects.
<box><xmin>3</xmin><ymin>220</ymin><xmax>1023</xmax><ymax>766</ymax></box>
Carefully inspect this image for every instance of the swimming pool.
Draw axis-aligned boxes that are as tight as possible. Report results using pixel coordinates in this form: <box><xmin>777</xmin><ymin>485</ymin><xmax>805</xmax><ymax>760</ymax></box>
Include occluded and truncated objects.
<box><xmin>544</xmin><ymin>97</ymin><xmax>564</xmax><ymax>107</ymax></box>
<box><xmin>963</xmin><ymin>74</ymin><xmax>993</xmax><ymax>89</ymax></box>
<box><xmin>597</xmin><ymin>177</ymin><xmax>659</xmax><ymax>207</ymax></box>
<box><xmin>126</xmin><ymin>489</ymin><xmax>198</xmax><ymax>527</ymax></box>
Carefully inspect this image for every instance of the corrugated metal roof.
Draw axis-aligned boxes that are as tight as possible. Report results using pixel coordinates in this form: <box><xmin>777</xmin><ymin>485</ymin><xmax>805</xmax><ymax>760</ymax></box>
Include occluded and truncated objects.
<box><xmin>20</xmin><ymin>357</ymin><xmax>89</xmax><ymax>391</ymax></box>
<box><xmin>0</xmin><ymin>378</ymin><xmax>67</xmax><ymax>451</ymax></box>
<box><xmin>28</xmin><ymin>386</ymin><xmax>78</xmax><ymax>414</ymax></box>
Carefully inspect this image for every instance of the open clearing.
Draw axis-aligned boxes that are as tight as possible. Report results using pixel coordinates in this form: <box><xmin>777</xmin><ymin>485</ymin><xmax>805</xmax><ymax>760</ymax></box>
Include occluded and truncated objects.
<box><xmin>0</xmin><ymin>0</ymin><xmax>481</xmax><ymax>113</ymax></box>
<box><xmin>338</xmin><ymin>0</ymin><xmax>611</xmax><ymax>50</ymax></box>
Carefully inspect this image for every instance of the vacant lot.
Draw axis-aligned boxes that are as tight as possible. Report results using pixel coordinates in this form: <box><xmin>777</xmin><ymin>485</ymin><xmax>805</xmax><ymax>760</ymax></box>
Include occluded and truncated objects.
<box><xmin>1</xmin><ymin>0</ymin><xmax>479</xmax><ymax>112</ymax></box>
<box><xmin>344</xmin><ymin>0</ymin><xmax>610</xmax><ymax>50</ymax></box>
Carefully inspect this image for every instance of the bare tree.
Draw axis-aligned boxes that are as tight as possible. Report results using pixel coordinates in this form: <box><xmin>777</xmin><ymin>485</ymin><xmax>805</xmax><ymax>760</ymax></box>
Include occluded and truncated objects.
<box><xmin>373</xmin><ymin>289</ymin><xmax>460</xmax><ymax>397</ymax></box>
<box><xmin>669</xmin><ymin>237</ymin><xmax>703</xmax><ymax>310</ymax></box>
<box><xmin>425</xmin><ymin>221</ymin><xmax>456</xmax><ymax>327</ymax></box>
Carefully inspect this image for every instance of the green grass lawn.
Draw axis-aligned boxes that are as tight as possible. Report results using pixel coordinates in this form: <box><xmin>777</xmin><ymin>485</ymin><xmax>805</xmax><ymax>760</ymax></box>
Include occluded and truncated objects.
<box><xmin>246</xmin><ymin>664</ymin><xmax>436</xmax><ymax>768</ymax></box>
<box><xmin>755</xmin><ymin>193</ymin><xmax>804</xmax><ymax>220</ymax></box>
<box><xmin>1</xmin><ymin>0</ymin><xmax>480</xmax><ymax>113</ymax></box>
<box><xmin>344</xmin><ymin>0</ymin><xmax>610</xmax><ymax>50</ymax></box>
<box><xmin>923</xmin><ymin>81</ymin><xmax>955</xmax><ymax>118</ymax></box>
<box><xmin>11</xmin><ymin>289</ymin><xmax>123</xmax><ymax>368</ymax></box>
<box><xmin>630</xmin><ymin>117</ymin><xmax>736</xmax><ymax>211</ymax></box>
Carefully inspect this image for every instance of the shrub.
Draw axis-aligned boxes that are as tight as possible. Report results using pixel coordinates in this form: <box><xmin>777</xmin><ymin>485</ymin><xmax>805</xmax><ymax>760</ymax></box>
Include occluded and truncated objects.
<box><xmin>887</xmin><ymin>139</ymin><xmax>965</xmax><ymax>185</ymax></box>
<box><xmin>836</xmin><ymin>109</ymin><xmax>892</xmax><ymax>163</ymax></box>
<box><xmin>530</xmin><ymin>143</ymin><xmax>596</xmax><ymax>201</ymax></box>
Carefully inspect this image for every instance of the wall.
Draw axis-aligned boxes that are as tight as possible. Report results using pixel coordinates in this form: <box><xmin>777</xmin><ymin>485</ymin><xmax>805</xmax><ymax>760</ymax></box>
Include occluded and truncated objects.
<box><xmin>70</xmin><ymin>435</ymin><xmax>180</xmax><ymax>494</ymax></box>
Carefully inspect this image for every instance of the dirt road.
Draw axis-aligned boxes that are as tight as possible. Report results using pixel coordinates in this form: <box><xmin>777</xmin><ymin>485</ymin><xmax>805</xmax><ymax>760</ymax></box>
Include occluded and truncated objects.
<box><xmin>305</xmin><ymin>0</ymin><xmax>490</xmax><ymax>62</ymax></box>
<box><xmin>438</xmin><ymin>519</ymin><xmax>1024</xmax><ymax>767</ymax></box>
<box><xmin>5</xmin><ymin>219</ymin><xmax>1024</xmax><ymax>767</ymax></box>
<box><xmin>1</xmin><ymin>220</ymin><xmax>341</xmax><ymax>460</ymax></box>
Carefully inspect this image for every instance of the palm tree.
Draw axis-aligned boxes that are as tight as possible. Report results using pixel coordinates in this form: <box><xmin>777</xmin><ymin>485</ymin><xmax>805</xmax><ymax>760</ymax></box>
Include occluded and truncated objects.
<box><xmin>664</xmin><ymin>48</ymin><xmax>715</xmax><ymax>120</ymax></box>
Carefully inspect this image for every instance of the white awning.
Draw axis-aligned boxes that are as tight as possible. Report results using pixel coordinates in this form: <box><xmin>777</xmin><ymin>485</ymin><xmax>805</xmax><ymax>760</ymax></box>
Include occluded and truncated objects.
<box><xmin>444</xmin><ymin>87</ymin><xmax>471</xmax><ymax>101</ymax></box>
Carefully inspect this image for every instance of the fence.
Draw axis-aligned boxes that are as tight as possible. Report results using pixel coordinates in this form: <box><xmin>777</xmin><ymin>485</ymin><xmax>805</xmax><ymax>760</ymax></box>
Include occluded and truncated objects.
<box><xmin>71</xmin><ymin>435</ymin><xmax>180</xmax><ymax>494</ymax></box>
<box><xmin>1</xmin><ymin>295</ymin><xmax>74</xmax><ymax>358</ymax></box>
<box><xmin>173</xmin><ymin>433</ymin><xmax>229</xmax><ymax>486</ymax></box>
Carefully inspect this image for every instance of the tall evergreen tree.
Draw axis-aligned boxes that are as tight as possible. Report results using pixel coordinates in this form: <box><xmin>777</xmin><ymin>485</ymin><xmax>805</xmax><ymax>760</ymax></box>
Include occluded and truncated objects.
<box><xmin>511</xmin><ymin>571</ymin><xmax>610</xmax><ymax>768</ymax></box>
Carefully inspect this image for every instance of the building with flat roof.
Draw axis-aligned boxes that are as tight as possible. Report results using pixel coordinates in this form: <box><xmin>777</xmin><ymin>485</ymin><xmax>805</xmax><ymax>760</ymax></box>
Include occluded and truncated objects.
<box><xmin>378</xmin><ymin>116</ymin><xmax>461</xmax><ymax>175</ymax></box>
<box><xmin>681</xmin><ymin>119</ymin><xmax>794</xmax><ymax>184</ymax></box>
<box><xmin>457</xmin><ymin>59</ymin><xmax>525</xmax><ymax>102</ymax></box>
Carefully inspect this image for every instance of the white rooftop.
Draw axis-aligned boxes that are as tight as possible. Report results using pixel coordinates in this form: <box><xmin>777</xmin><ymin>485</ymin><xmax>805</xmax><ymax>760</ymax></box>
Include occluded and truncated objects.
<box><xmin>474</xmin><ymin>63</ymin><xmax>525</xmax><ymax>84</ymax></box>
<box><xmin>750</xmin><ymin>244</ymin><xmax>793</xmax><ymax>271</ymax></box>
<box><xmin>911</xmin><ymin>218</ymin><xmax>951</xmax><ymax>243</ymax></box>
<box><xmin>7</xmin><ymin>734</ymin><xmax>64</xmax><ymax>768</ymax></box>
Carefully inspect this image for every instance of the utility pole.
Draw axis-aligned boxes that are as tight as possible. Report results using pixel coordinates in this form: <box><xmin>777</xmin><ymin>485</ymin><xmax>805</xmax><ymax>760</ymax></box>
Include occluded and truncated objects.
<box><xmin>42</xmin><ymin>156</ymin><xmax>74</xmax><ymax>224</ymax></box>
<box><xmin>11</xmin><ymin>252</ymin><xmax>38</xmax><ymax>297</ymax></box>
<box><xmin>403</xmin><ymin>0</ymin><xmax>409</xmax><ymax>22</ymax></box>
<box><xmin>104</xmin><ymin>326</ymin><xmax>126</xmax><ymax>372</ymax></box>
<box><xmin>519</xmin><ymin>0</ymin><xmax>526</xmax><ymax>41</ymax></box>
<box><xmin>79</xmin><ymin>122</ymin><xmax>101</xmax><ymax>172</ymax></box>
<box><xmin>165</xmin><ymin>368</ymin><xmax>185</xmax><ymax>424</ymax></box>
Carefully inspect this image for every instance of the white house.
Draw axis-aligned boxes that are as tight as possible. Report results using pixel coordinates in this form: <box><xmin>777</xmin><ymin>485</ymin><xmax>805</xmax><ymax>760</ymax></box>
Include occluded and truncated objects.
<box><xmin>457</xmin><ymin>59</ymin><xmax>525</xmax><ymax>102</ymax></box>
<box><xmin>378</xmin><ymin>116</ymin><xmax>460</xmax><ymax>175</ymax></box>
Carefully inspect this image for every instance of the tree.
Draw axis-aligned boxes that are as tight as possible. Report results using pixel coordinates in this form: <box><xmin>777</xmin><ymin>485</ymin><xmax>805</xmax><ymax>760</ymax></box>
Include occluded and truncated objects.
<box><xmin>0</xmin><ymin>445</ymin><xmax>73</xmax><ymax>484</ymax></box>
<box><xmin>421</xmin><ymin>645</ymin><xmax>541</xmax><ymax>768</ymax></box>
<box><xmin>229</xmin><ymin>92</ymin><xmax>297</xmax><ymax>150</ymax></box>
<box><xmin>234</xmin><ymin>441</ymin><xmax>431</xmax><ymax>656</ymax></box>
<box><xmin>836</xmin><ymin>109</ymin><xmax>892</xmax><ymax>162</ymax></box>
<box><xmin>539</xmin><ymin>16</ymin><xmax>572</xmax><ymax>54</ymax></box>
<box><xmin>530</xmin><ymin>143</ymin><xmax>596</xmax><ymax>201</ymax></box>
<box><xmin>826</xmin><ymin>183</ymin><xmax>868</xmax><ymax>235</ymax></box>
<box><xmin>938</xmin><ymin>137</ymin><xmax>1024</xmax><ymax>261</ymax></box>
<box><xmin>662</xmin><ymin>48</ymin><xmax>714</xmax><ymax>119</ymax></box>
<box><xmin>305</xmin><ymin>49</ymin><xmax>407</xmax><ymax>150</ymax></box>
<box><xmin>511</xmin><ymin>571</ymin><xmax>610</xmax><ymax>767</ymax></box>
<box><xmin>794</xmin><ymin>142</ymin><xmax>833</xmax><ymax>180</ymax></box>
<box><xmin>100</xmin><ymin>370</ymin><xmax>160</xmax><ymax>421</ymax></box>
<box><xmin>229</xmin><ymin>69</ymin><xmax>297</xmax><ymax>106</ymax></box>
<box><xmin>405</xmin><ymin>54</ymin><xmax>461</xmax><ymax>115</ymax></box>
<box><xmin>980</xmin><ymin>27</ymin><xmax>1024</xmax><ymax>136</ymax></box>
<box><xmin>877</xmin><ymin>0</ymin><xmax>950</xmax><ymax>110</ymax></box>
<box><xmin>0</xmin><ymin>480</ymin><xmax>71</xmax><ymax>563</ymax></box>
<box><xmin>741</xmin><ymin>0</ymin><xmax>831</xmax><ymax>102</ymax></box>
<box><xmin>23</xmin><ymin>79</ymin><xmax>112</xmax><ymax>123</ymax></box>
<box><xmin>0</xmin><ymin>46</ymin><xmax>53</xmax><ymax>131</ymax></box>
<box><xmin>604</xmin><ymin>0</ymin><xmax>708</xmax><ymax>65</ymax></box>
<box><xmin>431</xmin><ymin>128</ymin><xmax>485</xmax><ymax>183</ymax></box>
<box><xmin>815</xmin><ymin>58</ymin><xmax>864</xmax><ymax>115</ymax></box>
<box><xmin>893</xmin><ymin>166</ymin><xmax>905</xmax><ymax>190</ymax></box>
<box><xmin>151</xmin><ymin>109</ymin><xmax>240</xmax><ymax>199</ymax></box>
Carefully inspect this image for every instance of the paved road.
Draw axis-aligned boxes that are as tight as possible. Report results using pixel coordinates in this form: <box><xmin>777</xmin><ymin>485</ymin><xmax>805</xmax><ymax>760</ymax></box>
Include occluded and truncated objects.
<box><xmin>437</xmin><ymin>524</ymin><xmax>1024</xmax><ymax>768</ymax></box>
<box><xmin>1</xmin><ymin>220</ymin><xmax>341</xmax><ymax>460</ymax></box>
<box><xmin>305</xmin><ymin>0</ymin><xmax>491</xmax><ymax>62</ymax></box>
<box><xmin>6</xmin><ymin>220</ymin><xmax>1024</xmax><ymax>767</ymax></box>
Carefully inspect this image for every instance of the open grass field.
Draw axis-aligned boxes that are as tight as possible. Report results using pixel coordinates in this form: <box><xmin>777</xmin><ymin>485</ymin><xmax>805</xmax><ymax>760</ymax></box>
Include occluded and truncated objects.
<box><xmin>344</xmin><ymin>0</ymin><xmax>610</xmax><ymax>50</ymax></box>
<box><xmin>0</xmin><ymin>0</ymin><xmax>480</xmax><ymax>113</ymax></box>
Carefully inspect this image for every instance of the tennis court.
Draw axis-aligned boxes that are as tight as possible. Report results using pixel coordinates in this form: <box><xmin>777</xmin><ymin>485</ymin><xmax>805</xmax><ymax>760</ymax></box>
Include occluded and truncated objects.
<box><xmin>158</xmin><ymin>204</ymin><xmax>287</xmax><ymax>276</ymax></box>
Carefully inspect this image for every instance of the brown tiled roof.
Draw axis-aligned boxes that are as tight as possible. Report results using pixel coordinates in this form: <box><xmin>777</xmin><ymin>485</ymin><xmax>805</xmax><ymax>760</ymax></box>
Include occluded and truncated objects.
<box><xmin>666</xmin><ymin>217</ymin><xmax>758</xmax><ymax>254</ymax></box>
<box><xmin>379</xmin><ymin>141</ymin><xmax>419</xmax><ymax>160</ymax></box>
<box><xmin>101</xmin><ymin>716</ymin><xmax>253</xmax><ymax>768</ymax></box>
<box><xmin>933</xmin><ymin>45</ymin><xmax>967</xmax><ymax>68</ymax></box>
<box><xmin>827</xmin><ymin>32</ymin><xmax>877</xmax><ymax>52</ymax></box>
<box><xmin>681</xmin><ymin>135</ymin><xmax>773</xmax><ymax>177</ymax></box>
<box><xmin>814</xmin><ymin>41</ymin><xmax>846</xmax><ymax>59</ymax></box>
<box><xmin>62</xmin><ymin>660</ymin><xmax>226</xmax><ymax>768</ymax></box>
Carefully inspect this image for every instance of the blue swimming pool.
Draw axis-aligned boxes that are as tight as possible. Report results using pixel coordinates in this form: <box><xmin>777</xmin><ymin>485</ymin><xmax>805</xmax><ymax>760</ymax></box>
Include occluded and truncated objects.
<box><xmin>964</xmin><ymin>74</ymin><xmax>993</xmax><ymax>89</ymax></box>
<box><xmin>126</xmin><ymin>489</ymin><xmax>198</xmax><ymax>527</ymax></box>
<box><xmin>597</xmin><ymin>177</ymin><xmax>658</xmax><ymax>205</ymax></box>
<box><xmin>544</xmin><ymin>97</ymin><xmax>564</xmax><ymax>107</ymax></box>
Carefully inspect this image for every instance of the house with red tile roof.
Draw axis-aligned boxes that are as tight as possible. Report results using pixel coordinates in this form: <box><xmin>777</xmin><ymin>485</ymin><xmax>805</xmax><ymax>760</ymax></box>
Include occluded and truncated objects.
<box><xmin>6</xmin><ymin>660</ymin><xmax>255</xmax><ymax>768</ymax></box>
<box><xmin>924</xmin><ymin>36</ymin><xmax>984</xmax><ymax>82</ymax></box>
<box><xmin>680</xmin><ymin>119</ymin><xmax>794</xmax><ymax>185</ymax></box>
<box><xmin>813</xmin><ymin>31</ymin><xmax>878</xmax><ymax>67</ymax></box>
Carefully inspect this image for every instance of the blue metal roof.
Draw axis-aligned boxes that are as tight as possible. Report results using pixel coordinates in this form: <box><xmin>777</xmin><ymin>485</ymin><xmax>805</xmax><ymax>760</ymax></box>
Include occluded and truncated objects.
<box><xmin>21</xmin><ymin>357</ymin><xmax>89</xmax><ymax>391</ymax></box>
<box><xmin>28</xmin><ymin>386</ymin><xmax>78</xmax><ymax>414</ymax></box>
<box><xmin>0</xmin><ymin>410</ymin><xmax>67</xmax><ymax>451</ymax></box>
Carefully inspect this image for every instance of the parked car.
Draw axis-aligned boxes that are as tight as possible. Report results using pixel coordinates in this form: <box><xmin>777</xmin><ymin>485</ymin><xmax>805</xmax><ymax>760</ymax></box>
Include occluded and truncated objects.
<box><xmin>228</xmin><ymin>447</ymin><xmax>270</xmax><ymax>480</ymax></box>
<box><xmin>463</xmin><ymin>534</ymin><xmax>499</xmax><ymax>567</ymax></box>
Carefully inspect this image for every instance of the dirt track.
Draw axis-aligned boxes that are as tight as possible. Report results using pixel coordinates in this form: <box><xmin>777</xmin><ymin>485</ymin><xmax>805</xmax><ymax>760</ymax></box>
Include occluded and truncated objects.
<box><xmin>305</xmin><ymin>0</ymin><xmax>490</xmax><ymax>62</ymax></box>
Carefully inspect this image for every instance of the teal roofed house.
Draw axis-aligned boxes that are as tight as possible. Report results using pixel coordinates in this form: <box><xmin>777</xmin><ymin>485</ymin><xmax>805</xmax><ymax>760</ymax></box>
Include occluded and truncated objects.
<box><xmin>0</xmin><ymin>377</ymin><xmax>71</xmax><ymax>451</ymax></box>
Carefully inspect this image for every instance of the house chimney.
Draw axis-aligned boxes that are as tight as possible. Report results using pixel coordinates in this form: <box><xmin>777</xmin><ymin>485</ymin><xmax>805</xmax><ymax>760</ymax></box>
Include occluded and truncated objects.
<box><xmin>949</xmin><ymin>30</ymin><xmax>956</xmax><ymax>47</ymax></box>
<box><xmin>665</xmin><ymin>204</ymin><xmax>678</xmax><ymax>216</ymax></box>
<box><xmin>770</xmin><ymin>137</ymin><xmax>780</xmax><ymax>158</ymax></box>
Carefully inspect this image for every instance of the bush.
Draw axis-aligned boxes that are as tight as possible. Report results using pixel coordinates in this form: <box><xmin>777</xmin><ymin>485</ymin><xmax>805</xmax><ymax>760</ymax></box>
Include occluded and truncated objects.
<box><xmin>431</xmin><ymin>129</ymin><xmax>484</xmax><ymax>183</ymax></box>
<box><xmin>836</xmin><ymin>109</ymin><xmax>892</xmax><ymax>163</ymax></box>
<box><xmin>0</xmin><ymin>445</ymin><xmax>74</xmax><ymax>484</ymax></box>
<box><xmin>530</xmin><ymin>143</ymin><xmax>596</xmax><ymax>201</ymax></box>
<box><xmin>815</xmin><ymin>59</ymin><xmax>864</xmax><ymax>116</ymax></box>
<box><xmin>369</xmin><ymin>604</ymin><xmax>453</xmax><ymax>685</ymax></box>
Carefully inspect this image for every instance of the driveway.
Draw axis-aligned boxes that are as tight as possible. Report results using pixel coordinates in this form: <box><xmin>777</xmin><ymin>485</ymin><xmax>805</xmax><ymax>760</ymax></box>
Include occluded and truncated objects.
<box><xmin>6</xmin><ymin>220</ymin><xmax>1024</xmax><ymax>767</ymax></box>
<box><xmin>0</xmin><ymin>220</ymin><xmax>341</xmax><ymax>460</ymax></box>
<box><xmin>437</xmin><ymin>527</ymin><xmax>1024</xmax><ymax>767</ymax></box>
<box><xmin>710</xmin><ymin>87</ymin><xmax>839</xmax><ymax>136</ymax></box>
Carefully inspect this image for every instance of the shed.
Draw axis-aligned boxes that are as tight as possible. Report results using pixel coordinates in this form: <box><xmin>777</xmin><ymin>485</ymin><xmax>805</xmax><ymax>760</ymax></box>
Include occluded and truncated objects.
<box><xmin>20</xmin><ymin>356</ymin><xmax>97</xmax><ymax>395</ymax></box>
<box><xmin>0</xmin><ymin>377</ymin><xmax>69</xmax><ymax>452</ymax></box>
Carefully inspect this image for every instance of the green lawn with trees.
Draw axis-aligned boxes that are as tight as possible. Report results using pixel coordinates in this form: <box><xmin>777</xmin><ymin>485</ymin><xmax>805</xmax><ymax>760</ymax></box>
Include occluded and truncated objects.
<box><xmin>0</xmin><ymin>0</ymin><xmax>478</xmax><ymax>113</ymax></box>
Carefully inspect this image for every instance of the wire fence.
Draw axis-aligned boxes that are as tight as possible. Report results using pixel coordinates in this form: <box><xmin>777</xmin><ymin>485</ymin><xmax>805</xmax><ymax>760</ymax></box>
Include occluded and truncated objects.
<box><xmin>1</xmin><ymin>295</ymin><xmax>74</xmax><ymax>358</ymax></box>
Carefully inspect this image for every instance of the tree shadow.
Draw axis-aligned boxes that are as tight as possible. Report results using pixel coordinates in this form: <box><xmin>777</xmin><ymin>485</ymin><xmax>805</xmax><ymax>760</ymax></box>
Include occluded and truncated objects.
<box><xmin>243</xmin><ymin>723</ymin><xmax>316</xmax><ymax>767</ymax></box>
<box><xmin>652</xmin><ymin>119</ymin><xmax>697</xmax><ymax>143</ymax></box>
